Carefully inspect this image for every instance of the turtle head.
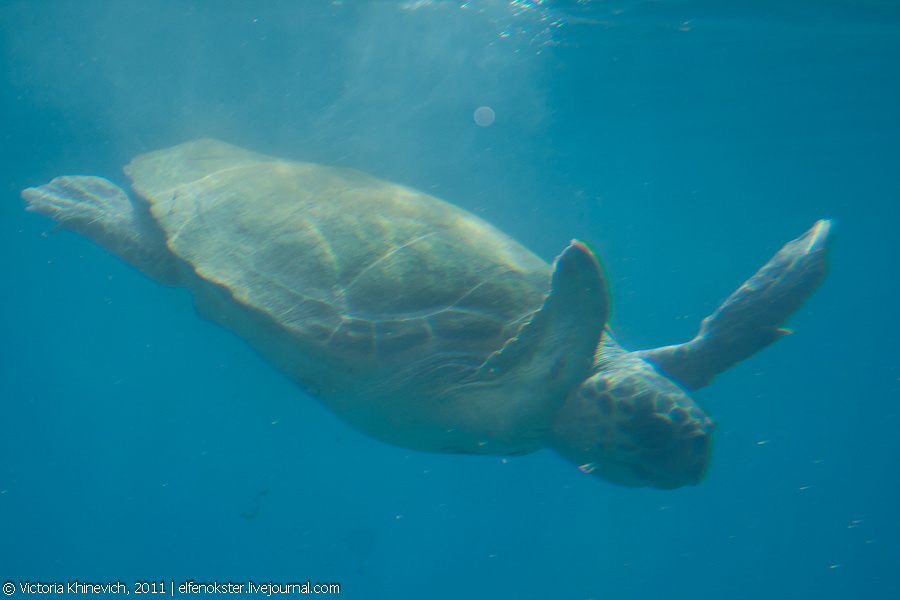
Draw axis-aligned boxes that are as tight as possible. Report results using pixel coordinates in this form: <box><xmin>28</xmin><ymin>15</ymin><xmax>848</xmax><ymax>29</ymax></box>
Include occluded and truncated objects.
<box><xmin>551</xmin><ymin>353</ymin><xmax>713</xmax><ymax>489</ymax></box>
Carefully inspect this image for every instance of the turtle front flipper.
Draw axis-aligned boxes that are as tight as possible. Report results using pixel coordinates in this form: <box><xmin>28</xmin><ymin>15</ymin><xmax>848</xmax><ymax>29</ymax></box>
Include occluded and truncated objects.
<box><xmin>444</xmin><ymin>240</ymin><xmax>610</xmax><ymax>451</ymax></box>
<box><xmin>22</xmin><ymin>176</ymin><xmax>184</xmax><ymax>286</ymax></box>
<box><xmin>638</xmin><ymin>220</ymin><xmax>832</xmax><ymax>390</ymax></box>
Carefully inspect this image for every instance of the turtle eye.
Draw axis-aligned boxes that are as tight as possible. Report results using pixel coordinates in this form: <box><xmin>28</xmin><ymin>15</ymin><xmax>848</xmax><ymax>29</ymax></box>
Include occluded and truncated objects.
<box><xmin>619</xmin><ymin>408</ymin><xmax>676</xmax><ymax>449</ymax></box>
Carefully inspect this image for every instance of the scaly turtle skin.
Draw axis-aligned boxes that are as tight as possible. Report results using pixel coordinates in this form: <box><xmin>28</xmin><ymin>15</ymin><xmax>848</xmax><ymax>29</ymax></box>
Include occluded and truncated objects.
<box><xmin>22</xmin><ymin>139</ymin><xmax>831</xmax><ymax>489</ymax></box>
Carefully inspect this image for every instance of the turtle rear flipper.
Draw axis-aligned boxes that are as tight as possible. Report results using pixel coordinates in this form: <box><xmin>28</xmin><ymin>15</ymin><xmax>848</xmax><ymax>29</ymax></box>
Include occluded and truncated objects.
<box><xmin>639</xmin><ymin>220</ymin><xmax>832</xmax><ymax>390</ymax></box>
<box><xmin>22</xmin><ymin>176</ymin><xmax>183</xmax><ymax>286</ymax></box>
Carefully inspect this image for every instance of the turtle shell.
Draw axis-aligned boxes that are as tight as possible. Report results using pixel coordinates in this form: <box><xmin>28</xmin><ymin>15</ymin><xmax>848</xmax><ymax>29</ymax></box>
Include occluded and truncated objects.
<box><xmin>124</xmin><ymin>139</ymin><xmax>550</xmax><ymax>377</ymax></box>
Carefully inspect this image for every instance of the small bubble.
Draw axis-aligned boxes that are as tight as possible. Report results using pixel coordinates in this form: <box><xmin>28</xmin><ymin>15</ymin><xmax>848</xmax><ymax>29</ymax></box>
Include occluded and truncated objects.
<box><xmin>474</xmin><ymin>106</ymin><xmax>496</xmax><ymax>127</ymax></box>
<box><xmin>578</xmin><ymin>462</ymin><xmax>596</xmax><ymax>474</ymax></box>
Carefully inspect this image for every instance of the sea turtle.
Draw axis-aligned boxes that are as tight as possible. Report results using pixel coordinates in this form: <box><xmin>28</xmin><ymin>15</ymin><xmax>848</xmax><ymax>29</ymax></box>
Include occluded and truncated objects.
<box><xmin>22</xmin><ymin>139</ymin><xmax>831</xmax><ymax>489</ymax></box>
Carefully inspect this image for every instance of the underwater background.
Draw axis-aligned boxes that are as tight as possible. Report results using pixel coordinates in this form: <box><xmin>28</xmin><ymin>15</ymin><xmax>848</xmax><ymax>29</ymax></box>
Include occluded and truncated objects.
<box><xmin>1</xmin><ymin>1</ymin><xmax>898</xmax><ymax>598</ymax></box>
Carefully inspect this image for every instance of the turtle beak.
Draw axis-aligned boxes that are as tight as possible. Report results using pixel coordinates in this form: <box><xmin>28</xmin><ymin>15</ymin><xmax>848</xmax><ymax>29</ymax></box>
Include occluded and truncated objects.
<box><xmin>632</xmin><ymin>431</ymin><xmax>711</xmax><ymax>489</ymax></box>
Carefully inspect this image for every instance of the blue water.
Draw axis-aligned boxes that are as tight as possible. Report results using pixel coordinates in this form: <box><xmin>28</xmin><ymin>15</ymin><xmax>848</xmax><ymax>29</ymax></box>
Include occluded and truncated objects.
<box><xmin>2</xmin><ymin>1</ymin><xmax>898</xmax><ymax>598</ymax></box>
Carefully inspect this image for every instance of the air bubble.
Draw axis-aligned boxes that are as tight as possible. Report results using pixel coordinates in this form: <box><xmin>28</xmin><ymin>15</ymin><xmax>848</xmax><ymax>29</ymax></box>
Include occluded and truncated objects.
<box><xmin>474</xmin><ymin>106</ymin><xmax>496</xmax><ymax>127</ymax></box>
